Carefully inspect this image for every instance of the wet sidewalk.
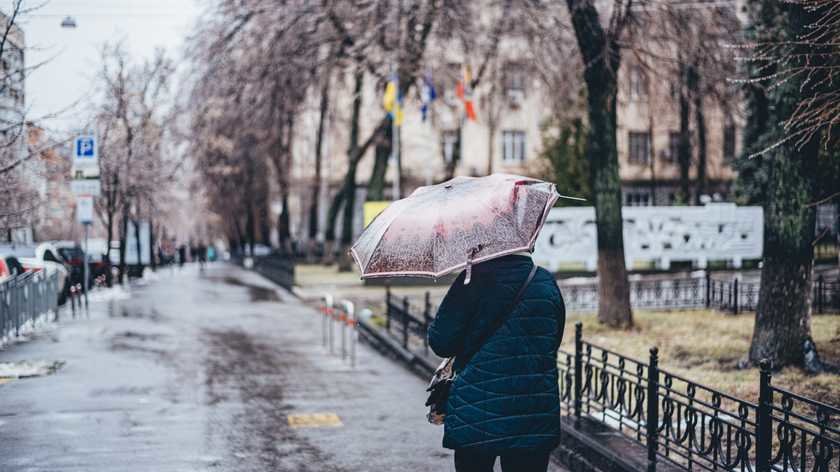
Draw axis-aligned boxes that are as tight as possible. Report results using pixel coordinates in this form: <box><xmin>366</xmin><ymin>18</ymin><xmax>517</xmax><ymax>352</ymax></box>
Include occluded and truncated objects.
<box><xmin>0</xmin><ymin>264</ymin><xmax>454</xmax><ymax>471</ymax></box>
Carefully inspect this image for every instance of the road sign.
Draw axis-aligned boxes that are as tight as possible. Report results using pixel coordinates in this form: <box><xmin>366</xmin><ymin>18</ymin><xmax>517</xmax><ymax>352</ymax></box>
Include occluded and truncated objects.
<box><xmin>70</xmin><ymin>179</ymin><xmax>101</xmax><ymax>197</ymax></box>
<box><xmin>76</xmin><ymin>195</ymin><xmax>94</xmax><ymax>225</ymax></box>
<box><xmin>72</xmin><ymin>135</ymin><xmax>99</xmax><ymax>179</ymax></box>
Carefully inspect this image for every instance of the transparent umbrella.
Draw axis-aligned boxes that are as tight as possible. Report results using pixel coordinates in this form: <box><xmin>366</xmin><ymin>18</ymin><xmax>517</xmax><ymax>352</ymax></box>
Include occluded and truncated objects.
<box><xmin>351</xmin><ymin>173</ymin><xmax>567</xmax><ymax>281</ymax></box>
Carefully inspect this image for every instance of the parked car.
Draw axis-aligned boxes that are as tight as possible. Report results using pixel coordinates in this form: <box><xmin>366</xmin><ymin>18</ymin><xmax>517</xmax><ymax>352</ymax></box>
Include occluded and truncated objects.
<box><xmin>0</xmin><ymin>244</ymin><xmax>70</xmax><ymax>304</ymax></box>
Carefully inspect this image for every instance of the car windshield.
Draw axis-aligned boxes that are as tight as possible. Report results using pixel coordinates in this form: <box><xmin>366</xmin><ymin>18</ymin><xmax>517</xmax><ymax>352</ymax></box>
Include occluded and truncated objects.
<box><xmin>0</xmin><ymin>245</ymin><xmax>36</xmax><ymax>258</ymax></box>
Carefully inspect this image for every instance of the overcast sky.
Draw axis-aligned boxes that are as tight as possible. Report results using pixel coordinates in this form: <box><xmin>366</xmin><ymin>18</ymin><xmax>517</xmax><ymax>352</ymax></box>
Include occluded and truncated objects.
<box><xmin>20</xmin><ymin>0</ymin><xmax>202</xmax><ymax>131</ymax></box>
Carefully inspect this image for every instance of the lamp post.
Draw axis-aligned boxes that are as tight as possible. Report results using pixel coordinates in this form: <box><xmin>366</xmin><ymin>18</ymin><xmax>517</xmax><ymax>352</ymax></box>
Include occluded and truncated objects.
<box><xmin>60</xmin><ymin>16</ymin><xmax>77</xmax><ymax>28</ymax></box>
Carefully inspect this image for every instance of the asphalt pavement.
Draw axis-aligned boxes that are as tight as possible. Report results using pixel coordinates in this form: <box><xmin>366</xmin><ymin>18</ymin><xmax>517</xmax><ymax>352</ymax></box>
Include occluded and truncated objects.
<box><xmin>0</xmin><ymin>264</ymin><xmax>458</xmax><ymax>471</ymax></box>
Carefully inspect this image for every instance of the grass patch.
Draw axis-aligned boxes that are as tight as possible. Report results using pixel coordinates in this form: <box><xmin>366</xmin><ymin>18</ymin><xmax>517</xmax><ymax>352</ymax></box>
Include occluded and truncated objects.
<box><xmin>560</xmin><ymin>310</ymin><xmax>840</xmax><ymax>407</ymax></box>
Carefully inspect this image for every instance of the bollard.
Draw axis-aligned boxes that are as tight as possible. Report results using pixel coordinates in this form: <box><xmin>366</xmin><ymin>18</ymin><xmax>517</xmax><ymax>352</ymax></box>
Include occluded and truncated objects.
<box><xmin>70</xmin><ymin>285</ymin><xmax>77</xmax><ymax>319</ymax></box>
<box><xmin>328</xmin><ymin>304</ymin><xmax>334</xmax><ymax>355</ymax></box>
<box><xmin>322</xmin><ymin>294</ymin><xmax>333</xmax><ymax>348</ymax></box>
<box><xmin>341</xmin><ymin>300</ymin><xmax>355</xmax><ymax>366</ymax></box>
<box><xmin>340</xmin><ymin>305</ymin><xmax>347</xmax><ymax>360</ymax></box>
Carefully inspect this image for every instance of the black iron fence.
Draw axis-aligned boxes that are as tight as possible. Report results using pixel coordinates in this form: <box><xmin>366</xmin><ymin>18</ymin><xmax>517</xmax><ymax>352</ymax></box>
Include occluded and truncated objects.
<box><xmin>560</xmin><ymin>323</ymin><xmax>840</xmax><ymax>472</ymax></box>
<box><xmin>250</xmin><ymin>253</ymin><xmax>295</xmax><ymax>290</ymax></box>
<box><xmin>0</xmin><ymin>271</ymin><xmax>60</xmax><ymax>341</ymax></box>
<box><xmin>389</xmin><ymin>273</ymin><xmax>839</xmax><ymax>317</ymax></box>
<box><xmin>384</xmin><ymin>288</ymin><xmax>435</xmax><ymax>355</ymax></box>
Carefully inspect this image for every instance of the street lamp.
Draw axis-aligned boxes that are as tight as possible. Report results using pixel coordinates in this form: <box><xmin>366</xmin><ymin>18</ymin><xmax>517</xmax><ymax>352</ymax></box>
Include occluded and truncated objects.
<box><xmin>60</xmin><ymin>16</ymin><xmax>77</xmax><ymax>29</ymax></box>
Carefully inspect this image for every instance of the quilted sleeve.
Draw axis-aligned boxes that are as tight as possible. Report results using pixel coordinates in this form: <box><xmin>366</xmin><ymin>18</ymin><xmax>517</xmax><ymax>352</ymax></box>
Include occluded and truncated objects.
<box><xmin>427</xmin><ymin>271</ymin><xmax>471</xmax><ymax>358</ymax></box>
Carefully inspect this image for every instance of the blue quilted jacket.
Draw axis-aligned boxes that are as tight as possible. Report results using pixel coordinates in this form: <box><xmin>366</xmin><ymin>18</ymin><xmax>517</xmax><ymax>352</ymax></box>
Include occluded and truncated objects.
<box><xmin>428</xmin><ymin>255</ymin><xmax>565</xmax><ymax>453</ymax></box>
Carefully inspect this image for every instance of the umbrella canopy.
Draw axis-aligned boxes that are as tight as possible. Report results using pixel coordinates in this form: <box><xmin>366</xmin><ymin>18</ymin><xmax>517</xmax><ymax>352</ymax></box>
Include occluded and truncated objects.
<box><xmin>351</xmin><ymin>173</ymin><xmax>560</xmax><ymax>280</ymax></box>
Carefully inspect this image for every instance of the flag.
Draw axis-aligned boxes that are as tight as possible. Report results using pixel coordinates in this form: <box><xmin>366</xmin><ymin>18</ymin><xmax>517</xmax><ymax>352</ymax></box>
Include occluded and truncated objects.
<box><xmin>383</xmin><ymin>79</ymin><xmax>397</xmax><ymax>113</ymax></box>
<box><xmin>383</xmin><ymin>75</ymin><xmax>404</xmax><ymax>126</ymax></box>
<box><xmin>394</xmin><ymin>105</ymin><xmax>404</xmax><ymax>126</ymax></box>
<box><xmin>456</xmin><ymin>65</ymin><xmax>477</xmax><ymax>122</ymax></box>
<box><xmin>420</xmin><ymin>75</ymin><xmax>437</xmax><ymax>122</ymax></box>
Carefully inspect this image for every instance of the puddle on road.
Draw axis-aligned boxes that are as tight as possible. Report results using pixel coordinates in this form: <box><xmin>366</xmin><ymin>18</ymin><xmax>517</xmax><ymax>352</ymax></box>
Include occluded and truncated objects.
<box><xmin>214</xmin><ymin>276</ymin><xmax>282</xmax><ymax>302</ymax></box>
<box><xmin>0</xmin><ymin>360</ymin><xmax>65</xmax><ymax>379</ymax></box>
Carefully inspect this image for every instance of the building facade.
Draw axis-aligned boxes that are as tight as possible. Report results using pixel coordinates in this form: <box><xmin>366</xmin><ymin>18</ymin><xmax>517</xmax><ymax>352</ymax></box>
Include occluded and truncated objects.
<box><xmin>0</xmin><ymin>13</ymin><xmax>33</xmax><ymax>243</ymax></box>
<box><xmin>282</xmin><ymin>9</ymin><xmax>742</xmax><ymax>246</ymax></box>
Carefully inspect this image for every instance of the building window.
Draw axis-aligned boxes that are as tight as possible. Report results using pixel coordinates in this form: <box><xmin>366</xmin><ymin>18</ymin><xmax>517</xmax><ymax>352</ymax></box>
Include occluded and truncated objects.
<box><xmin>504</xmin><ymin>63</ymin><xmax>526</xmax><ymax>96</ymax></box>
<box><xmin>628</xmin><ymin>131</ymin><xmax>651</xmax><ymax>165</ymax></box>
<box><xmin>502</xmin><ymin>130</ymin><xmax>526</xmax><ymax>163</ymax></box>
<box><xmin>723</xmin><ymin>122</ymin><xmax>736</xmax><ymax>163</ymax></box>
<box><xmin>629</xmin><ymin>65</ymin><xmax>648</xmax><ymax>100</ymax></box>
<box><xmin>666</xmin><ymin>131</ymin><xmax>680</xmax><ymax>163</ymax></box>
<box><xmin>441</xmin><ymin>130</ymin><xmax>459</xmax><ymax>164</ymax></box>
<box><xmin>625</xmin><ymin>191</ymin><xmax>652</xmax><ymax>207</ymax></box>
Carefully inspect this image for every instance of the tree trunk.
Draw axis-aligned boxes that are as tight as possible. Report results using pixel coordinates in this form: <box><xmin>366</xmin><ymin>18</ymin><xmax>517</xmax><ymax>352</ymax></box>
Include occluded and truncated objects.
<box><xmin>338</xmin><ymin>68</ymin><xmax>365</xmax><ymax>271</ymax></box>
<box><xmin>308</xmin><ymin>74</ymin><xmax>331</xmax><ymax>248</ymax></box>
<box><xmin>278</xmin><ymin>191</ymin><xmax>291</xmax><ymax>254</ymax></box>
<box><xmin>105</xmin><ymin>179</ymin><xmax>116</xmax><ymax>287</ymax></box>
<box><xmin>648</xmin><ymin>112</ymin><xmax>657</xmax><ymax>205</ymax></box>
<box><xmin>367</xmin><ymin>116</ymin><xmax>392</xmax><ymax>201</ymax></box>
<box><xmin>748</xmin><ymin>135</ymin><xmax>820</xmax><ymax>370</ymax></box>
<box><xmin>133</xmin><ymin>218</ymin><xmax>142</xmax><ymax>276</ymax></box>
<box><xmin>118</xmin><ymin>202</ymin><xmax>129</xmax><ymax>285</ymax></box>
<box><xmin>246</xmin><ymin>200</ymin><xmax>255</xmax><ymax>257</ymax></box>
<box><xmin>745</xmin><ymin>0</ymin><xmax>823</xmax><ymax>371</ymax></box>
<box><xmin>323</xmin><ymin>187</ymin><xmax>344</xmax><ymax>263</ymax></box>
<box><xmin>566</xmin><ymin>0</ymin><xmax>633</xmax><ymax>328</ymax></box>
<box><xmin>677</xmin><ymin>64</ymin><xmax>693</xmax><ymax>205</ymax></box>
<box><xmin>692</xmin><ymin>68</ymin><xmax>707</xmax><ymax>204</ymax></box>
<box><xmin>149</xmin><ymin>215</ymin><xmax>156</xmax><ymax>271</ymax></box>
<box><xmin>444</xmin><ymin>125</ymin><xmax>462</xmax><ymax>180</ymax></box>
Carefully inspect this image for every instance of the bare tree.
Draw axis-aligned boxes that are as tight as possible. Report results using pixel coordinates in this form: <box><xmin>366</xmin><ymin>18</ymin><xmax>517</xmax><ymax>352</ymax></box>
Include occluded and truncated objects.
<box><xmin>94</xmin><ymin>43</ymin><xmax>175</xmax><ymax>283</ymax></box>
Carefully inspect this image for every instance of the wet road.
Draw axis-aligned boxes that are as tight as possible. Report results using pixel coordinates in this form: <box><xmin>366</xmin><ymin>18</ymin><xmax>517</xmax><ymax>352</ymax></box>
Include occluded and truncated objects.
<box><xmin>0</xmin><ymin>264</ymin><xmax>456</xmax><ymax>471</ymax></box>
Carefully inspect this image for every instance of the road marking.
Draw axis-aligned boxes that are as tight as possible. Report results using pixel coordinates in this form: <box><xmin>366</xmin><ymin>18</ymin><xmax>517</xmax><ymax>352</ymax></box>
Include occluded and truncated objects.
<box><xmin>287</xmin><ymin>412</ymin><xmax>343</xmax><ymax>428</ymax></box>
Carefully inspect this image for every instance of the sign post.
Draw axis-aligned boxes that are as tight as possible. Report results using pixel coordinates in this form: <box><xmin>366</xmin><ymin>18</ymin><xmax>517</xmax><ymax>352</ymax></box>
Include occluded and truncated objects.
<box><xmin>72</xmin><ymin>134</ymin><xmax>99</xmax><ymax>308</ymax></box>
<box><xmin>76</xmin><ymin>195</ymin><xmax>93</xmax><ymax>309</ymax></box>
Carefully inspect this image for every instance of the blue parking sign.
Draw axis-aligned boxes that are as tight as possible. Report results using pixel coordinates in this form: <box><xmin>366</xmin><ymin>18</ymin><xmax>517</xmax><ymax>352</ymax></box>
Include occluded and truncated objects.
<box><xmin>74</xmin><ymin>136</ymin><xmax>96</xmax><ymax>159</ymax></box>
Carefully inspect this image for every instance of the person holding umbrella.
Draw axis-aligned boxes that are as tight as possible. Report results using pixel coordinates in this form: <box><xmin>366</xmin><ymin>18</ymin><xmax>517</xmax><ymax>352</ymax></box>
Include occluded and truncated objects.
<box><xmin>352</xmin><ymin>174</ymin><xmax>569</xmax><ymax>472</ymax></box>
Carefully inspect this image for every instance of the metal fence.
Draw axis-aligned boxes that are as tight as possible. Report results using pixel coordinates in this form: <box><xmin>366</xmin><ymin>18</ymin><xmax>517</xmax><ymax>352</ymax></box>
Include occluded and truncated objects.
<box><xmin>249</xmin><ymin>253</ymin><xmax>295</xmax><ymax>290</ymax></box>
<box><xmin>560</xmin><ymin>323</ymin><xmax>840</xmax><ymax>472</ymax></box>
<box><xmin>0</xmin><ymin>271</ymin><xmax>60</xmax><ymax>341</ymax></box>
<box><xmin>388</xmin><ymin>273</ymin><xmax>840</xmax><ymax>317</ymax></box>
<box><xmin>384</xmin><ymin>288</ymin><xmax>435</xmax><ymax>355</ymax></box>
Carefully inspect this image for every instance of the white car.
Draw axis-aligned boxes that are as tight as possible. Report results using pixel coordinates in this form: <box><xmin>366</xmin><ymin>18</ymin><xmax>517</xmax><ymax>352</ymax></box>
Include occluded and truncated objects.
<box><xmin>0</xmin><ymin>244</ymin><xmax>70</xmax><ymax>303</ymax></box>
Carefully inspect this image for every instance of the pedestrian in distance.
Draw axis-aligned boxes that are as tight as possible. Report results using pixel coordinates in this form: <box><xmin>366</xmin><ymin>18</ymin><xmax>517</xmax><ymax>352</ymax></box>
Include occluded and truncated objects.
<box><xmin>427</xmin><ymin>252</ymin><xmax>566</xmax><ymax>472</ymax></box>
<box><xmin>197</xmin><ymin>243</ymin><xmax>207</xmax><ymax>272</ymax></box>
<box><xmin>178</xmin><ymin>244</ymin><xmax>187</xmax><ymax>268</ymax></box>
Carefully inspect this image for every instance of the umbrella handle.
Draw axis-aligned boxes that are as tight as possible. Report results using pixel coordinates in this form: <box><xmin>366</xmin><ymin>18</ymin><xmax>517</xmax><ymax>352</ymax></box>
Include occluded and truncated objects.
<box><xmin>464</xmin><ymin>262</ymin><xmax>472</xmax><ymax>285</ymax></box>
<box><xmin>463</xmin><ymin>245</ymin><xmax>484</xmax><ymax>285</ymax></box>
